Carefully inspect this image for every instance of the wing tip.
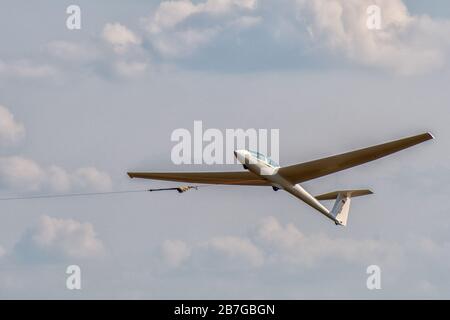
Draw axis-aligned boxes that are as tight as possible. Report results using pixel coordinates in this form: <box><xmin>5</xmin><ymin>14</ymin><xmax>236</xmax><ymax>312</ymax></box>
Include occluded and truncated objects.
<box><xmin>127</xmin><ymin>172</ymin><xmax>134</xmax><ymax>179</ymax></box>
<box><xmin>426</xmin><ymin>132</ymin><xmax>435</xmax><ymax>140</ymax></box>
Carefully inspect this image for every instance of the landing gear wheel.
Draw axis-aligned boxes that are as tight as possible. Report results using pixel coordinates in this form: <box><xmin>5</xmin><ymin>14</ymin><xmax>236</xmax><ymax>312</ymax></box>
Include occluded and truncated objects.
<box><xmin>243</xmin><ymin>164</ymin><xmax>248</xmax><ymax>170</ymax></box>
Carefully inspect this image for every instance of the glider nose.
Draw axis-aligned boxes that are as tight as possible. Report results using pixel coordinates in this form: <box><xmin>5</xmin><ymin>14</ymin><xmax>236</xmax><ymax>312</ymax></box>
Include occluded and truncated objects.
<box><xmin>234</xmin><ymin>150</ymin><xmax>249</xmax><ymax>165</ymax></box>
<box><xmin>234</xmin><ymin>149</ymin><xmax>246</xmax><ymax>159</ymax></box>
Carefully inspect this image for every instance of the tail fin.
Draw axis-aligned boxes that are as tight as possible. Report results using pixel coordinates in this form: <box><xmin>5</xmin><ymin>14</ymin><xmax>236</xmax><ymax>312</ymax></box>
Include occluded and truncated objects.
<box><xmin>315</xmin><ymin>190</ymin><xmax>373</xmax><ymax>226</ymax></box>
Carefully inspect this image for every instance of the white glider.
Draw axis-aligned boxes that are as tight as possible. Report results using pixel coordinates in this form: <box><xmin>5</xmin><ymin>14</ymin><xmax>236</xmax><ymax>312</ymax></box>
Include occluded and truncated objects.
<box><xmin>128</xmin><ymin>132</ymin><xmax>434</xmax><ymax>226</ymax></box>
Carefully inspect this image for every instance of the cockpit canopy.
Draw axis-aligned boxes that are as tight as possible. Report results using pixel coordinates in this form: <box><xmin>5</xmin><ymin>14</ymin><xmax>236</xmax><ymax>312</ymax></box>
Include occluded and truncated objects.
<box><xmin>248</xmin><ymin>151</ymin><xmax>279</xmax><ymax>167</ymax></box>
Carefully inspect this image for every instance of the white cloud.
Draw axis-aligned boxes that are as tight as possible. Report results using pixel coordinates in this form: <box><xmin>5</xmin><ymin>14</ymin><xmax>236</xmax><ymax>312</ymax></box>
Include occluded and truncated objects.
<box><xmin>147</xmin><ymin>0</ymin><xmax>198</xmax><ymax>33</ymax></box>
<box><xmin>161</xmin><ymin>240</ymin><xmax>191</xmax><ymax>268</ymax></box>
<box><xmin>46</xmin><ymin>166</ymin><xmax>72</xmax><ymax>193</ymax></box>
<box><xmin>102</xmin><ymin>23</ymin><xmax>142</xmax><ymax>54</ymax></box>
<box><xmin>46</xmin><ymin>41</ymin><xmax>100</xmax><ymax>62</ymax></box>
<box><xmin>294</xmin><ymin>0</ymin><xmax>450</xmax><ymax>74</ymax></box>
<box><xmin>0</xmin><ymin>106</ymin><xmax>112</xmax><ymax>194</ymax></box>
<box><xmin>8</xmin><ymin>0</ymin><xmax>448</xmax><ymax>78</ymax></box>
<box><xmin>147</xmin><ymin>0</ymin><xmax>258</xmax><ymax>33</ymax></box>
<box><xmin>254</xmin><ymin>216</ymin><xmax>401</xmax><ymax>267</ymax></box>
<box><xmin>229</xmin><ymin>15</ymin><xmax>262</xmax><ymax>29</ymax></box>
<box><xmin>0</xmin><ymin>156</ymin><xmax>46</xmax><ymax>192</ymax></box>
<box><xmin>0</xmin><ymin>105</ymin><xmax>25</xmax><ymax>147</ymax></box>
<box><xmin>42</xmin><ymin>26</ymin><xmax>149</xmax><ymax>79</ymax></box>
<box><xmin>144</xmin><ymin>0</ymin><xmax>259</xmax><ymax>57</ymax></box>
<box><xmin>164</xmin><ymin>216</ymin><xmax>402</xmax><ymax>271</ymax></box>
<box><xmin>15</xmin><ymin>215</ymin><xmax>104</xmax><ymax>261</ymax></box>
<box><xmin>160</xmin><ymin>235</ymin><xmax>264</xmax><ymax>270</ymax></box>
<box><xmin>114</xmin><ymin>60</ymin><xmax>149</xmax><ymax>77</ymax></box>
<box><xmin>0</xmin><ymin>59</ymin><xmax>57</xmax><ymax>79</ymax></box>
<box><xmin>150</xmin><ymin>27</ymin><xmax>219</xmax><ymax>57</ymax></box>
<box><xmin>206</xmin><ymin>236</ymin><xmax>264</xmax><ymax>267</ymax></box>
<box><xmin>70</xmin><ymin>167</ymin><xmax>113</xmax><ymax>192</ymax></box>
<box><xmin>0</xmin><ymin>156</ymin><xmax>112</xmax><ymax>193</ymax></box>
<box><xmin>45</xmin><ymin>38</ymin><xmax>149</xmax><ymax>79</ymax></box>
<box><xmin>139</xmin><ymin>0</ymin><xmax>450</xmax><ymax>74</ymax></box>
<box><xmin>202</xmin><ymin>0</ymin><xmax>257</xmax><ymax>14</ymax></box>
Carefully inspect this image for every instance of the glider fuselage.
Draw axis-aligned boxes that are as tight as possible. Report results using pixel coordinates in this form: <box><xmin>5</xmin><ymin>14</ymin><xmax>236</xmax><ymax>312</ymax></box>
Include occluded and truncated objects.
<box><xmin>234</xmin><ymin>150</ymin><xmax>335</xmax><ymax>222</ymax></box>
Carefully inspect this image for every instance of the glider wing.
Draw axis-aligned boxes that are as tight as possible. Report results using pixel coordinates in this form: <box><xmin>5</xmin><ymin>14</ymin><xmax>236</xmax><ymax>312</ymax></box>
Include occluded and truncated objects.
<box><xmin>127</xmin><ymin>171</ymin><xmax>270</xmax><ymax>186</ymax></box>
<box><xmin>278</xmin><ymin>132</ymin><xmax>434</xmax><ymax>184</ymax></box>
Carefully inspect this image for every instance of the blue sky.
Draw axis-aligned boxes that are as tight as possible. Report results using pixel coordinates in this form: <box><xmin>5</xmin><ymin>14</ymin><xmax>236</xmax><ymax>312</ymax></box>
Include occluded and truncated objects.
<box><xmin>0</xmin><ymin>0</ymin><xmax>450</xmax><ymax>298</ymax></box>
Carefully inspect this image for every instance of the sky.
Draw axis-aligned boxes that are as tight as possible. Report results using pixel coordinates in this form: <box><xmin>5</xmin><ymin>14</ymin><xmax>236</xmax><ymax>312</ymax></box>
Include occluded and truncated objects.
<box><xmin>0</xmin><ymin>0</ymin><xmax>450</xmax><ymax>299</ymax></box>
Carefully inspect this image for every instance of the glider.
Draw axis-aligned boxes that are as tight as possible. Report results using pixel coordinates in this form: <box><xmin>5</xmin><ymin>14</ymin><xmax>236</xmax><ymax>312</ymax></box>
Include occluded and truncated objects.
<box><xmin>128</xmin><ymin>132</ymin><xmax>434</xmax><ymax>226</ymax></box>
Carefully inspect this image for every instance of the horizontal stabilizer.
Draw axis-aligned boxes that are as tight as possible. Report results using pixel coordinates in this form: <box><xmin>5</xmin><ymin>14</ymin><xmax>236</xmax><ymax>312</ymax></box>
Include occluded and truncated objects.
<box><xmin>315</xmin><ymin>189</ymin><xmax>373</xmax><ymax>200</ymax></box>
<box><xmin>317</xmin><ymin>189</ymin><xmax>373</xmax><ymax>226</ymax></box>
